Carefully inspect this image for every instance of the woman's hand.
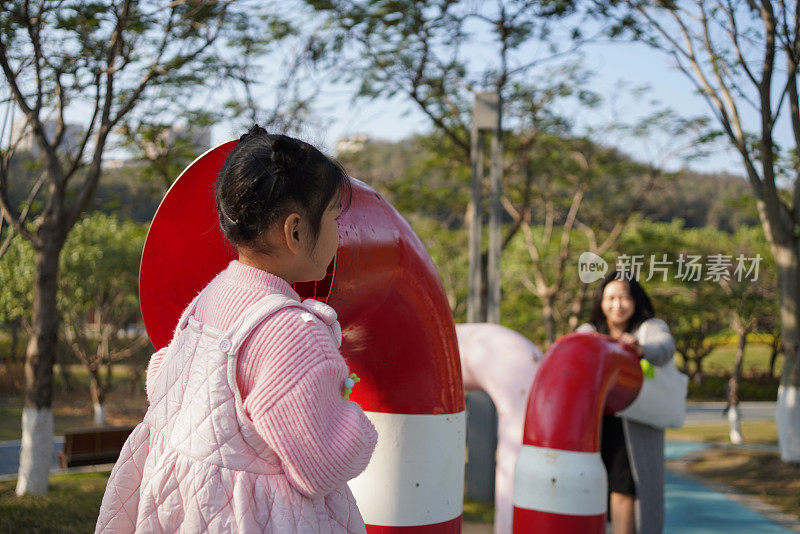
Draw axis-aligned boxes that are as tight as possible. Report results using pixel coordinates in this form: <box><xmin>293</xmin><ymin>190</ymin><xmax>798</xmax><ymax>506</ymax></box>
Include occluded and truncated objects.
<box><xmin>618</xmin><ymin>332</ymin><xmax>644</xmax><ymax>356</ymax></box>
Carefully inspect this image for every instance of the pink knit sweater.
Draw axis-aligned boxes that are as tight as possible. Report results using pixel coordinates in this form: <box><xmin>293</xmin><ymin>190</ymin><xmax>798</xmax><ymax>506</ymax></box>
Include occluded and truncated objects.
<box><xmin>146</xmin><ymin>260</ymin><xmax>377</xmax><ymax>500</ymax></box>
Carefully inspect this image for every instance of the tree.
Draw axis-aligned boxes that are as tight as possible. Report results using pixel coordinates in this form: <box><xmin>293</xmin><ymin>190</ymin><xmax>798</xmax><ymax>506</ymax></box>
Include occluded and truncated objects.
<box><xmin>615</xmin><ymin>220</ymin><xmax>730</xmax><ymax>380</ymax></box>
<box><xmin>59</xmin><ymin>214</ymin><xmax>148</xmax><ymax>426</ymax></box>
<box><xmin>505</xmin><ymin>135</ymin><xmax>646</xmax><ymax>343</ymax></box>
<box><xmin>307</xmin><ymin>0</ymin><xmax>595</xmax><ymax>323</ymax></box>
<box><xmin>118</xmin><ymin>8</ymin><xmax>327</xmax><ymax>194</ymax></box>
<box><xmin>0</xmin><ymin>0</ymin><xmax>260</xmax><ymax>495</ymax></box>
<box><xmin>598</xmin><ymin>0</ymin><xmax>800</xmax><ymax>461</ymax></box>
<box><xmin>718</xmin><ymin>225</ymin><xmax>777</xmax><ymax>443</ymax></box>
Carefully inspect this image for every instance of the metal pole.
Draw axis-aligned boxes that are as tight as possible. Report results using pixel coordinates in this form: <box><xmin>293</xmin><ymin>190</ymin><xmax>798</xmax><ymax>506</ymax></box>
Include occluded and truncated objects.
<box><xmin>468</xmin><ymin>120</ymin><xmax>484</xmax><ymax>323</ymax></box>
<box><xmin>465</xmin><ymin>92</ymin><xmax>500</xmax><ymax>505</ymax></box>
<box><xmin>487</xmin><ymin>96</ymin><xmax>503</xmax><ymax>324</ymax></box>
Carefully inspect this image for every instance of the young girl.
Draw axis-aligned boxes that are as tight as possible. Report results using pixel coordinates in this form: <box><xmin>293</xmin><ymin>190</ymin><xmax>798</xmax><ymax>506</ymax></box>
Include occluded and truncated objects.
<box><xmin>577</xmin><ymin>271</ymin><xmax>676</xmax><ymax>534</ymax></box>
<box><xmin>96</xmin><ymin>126</ymin><xmax>378</xmax><ymax>533</ymax></box>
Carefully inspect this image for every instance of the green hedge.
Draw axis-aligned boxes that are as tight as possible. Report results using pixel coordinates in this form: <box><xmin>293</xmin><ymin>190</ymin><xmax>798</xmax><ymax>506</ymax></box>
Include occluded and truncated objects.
<box><xmin>688</xmin><ymin>371</ymin><xmax>779</xmax><ymax>401</ymax></box>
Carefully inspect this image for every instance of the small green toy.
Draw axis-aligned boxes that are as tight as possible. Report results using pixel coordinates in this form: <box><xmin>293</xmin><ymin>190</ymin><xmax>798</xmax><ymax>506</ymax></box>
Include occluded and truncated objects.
<box><xmin>343</xmin><ymin>373</ymin><xmax>361</xmax><ymax>400</ymax></box>
<box><xmin>640</xmin><ymin>359</ymin><xmax>655</xmax><ymax>380</ymax></box>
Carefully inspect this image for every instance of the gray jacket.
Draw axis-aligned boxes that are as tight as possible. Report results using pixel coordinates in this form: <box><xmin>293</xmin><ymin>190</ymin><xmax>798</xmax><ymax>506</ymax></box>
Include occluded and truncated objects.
<box><xmin>577</xmin><ymin>318</ymin><xmax>676</xmax><ymax>534</ymax></box>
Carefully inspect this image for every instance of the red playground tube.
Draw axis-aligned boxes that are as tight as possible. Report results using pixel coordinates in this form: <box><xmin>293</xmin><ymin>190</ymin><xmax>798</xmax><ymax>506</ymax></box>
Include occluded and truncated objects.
<box><xmin>139</xmin><ymin>142</ymin><xmax>465</xmax><ymax>533</ymax></box>
<box><xmin>512</xmin><ymin>333</ymin><xmax>642</xmax><ymax>533</ymax></box>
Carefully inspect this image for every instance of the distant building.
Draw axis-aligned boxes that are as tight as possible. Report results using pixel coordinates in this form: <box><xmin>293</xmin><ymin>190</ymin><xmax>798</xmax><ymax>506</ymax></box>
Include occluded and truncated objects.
<box><xmin>141</xmin><ymin>123</ymin><xmax>211</xmax><ymax>161</ymax></box>
<box><xmin>10</xmin><ymin>118</ymin><xmax>83</xmax><ymax>158</ymax></box>
<box><xmin>335</xmin><ymin>134</ymin><xmax>369</xmax><ymax>155</ymax></box>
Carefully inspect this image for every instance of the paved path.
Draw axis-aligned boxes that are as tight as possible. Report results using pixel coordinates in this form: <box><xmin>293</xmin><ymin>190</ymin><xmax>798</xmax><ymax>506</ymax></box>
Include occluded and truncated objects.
<box><xmin>0</xmin><ymin>438</ymin><xmax>63</xmax><ymax>479</ymax></box>
<box><xmin>664</xmin><ymin>442</ymin><xmax>799</xmax><ymax>533</ymax></box>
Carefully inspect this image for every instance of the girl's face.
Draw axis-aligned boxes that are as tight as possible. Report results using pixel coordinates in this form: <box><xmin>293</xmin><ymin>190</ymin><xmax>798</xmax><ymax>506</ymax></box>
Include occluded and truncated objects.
<box><xmin>304</xmin><ymin>193</ymin><xmax>341</xmax><ymax>281</ymax></box>
<box><xmin>601</xmin><ymin>280</ymin><xmax>635</xmax><ymax>332</ymax></box>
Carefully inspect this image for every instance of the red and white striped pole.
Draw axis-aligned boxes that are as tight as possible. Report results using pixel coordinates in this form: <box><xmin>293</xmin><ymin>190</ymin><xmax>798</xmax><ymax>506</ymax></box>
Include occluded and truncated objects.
<box><xmin>333</xmin><ymin>178</ymin><xmax>464</xmax><ymax>533</ymax></box>
<box><xmin>140</xmin><ymin>142</ymin><xmax>465</xmax><ymax>533</ymax></box>
<box><xmin>512</xmin><ymin>332</ymin><xmax>642</xmax><ymax>533</ymax></box>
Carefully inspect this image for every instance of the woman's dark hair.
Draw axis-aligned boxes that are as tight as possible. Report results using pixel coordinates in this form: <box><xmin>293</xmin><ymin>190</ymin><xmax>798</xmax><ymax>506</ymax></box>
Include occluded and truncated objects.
<box><xmin>588</xmin><ymin>270</ymin><xmax>655</xmax><ymax>334</ymax></box>
<box><xmin>215</xmin><ymin>125</ymin><xmax>352</xmax><ymax>249</ymax></box>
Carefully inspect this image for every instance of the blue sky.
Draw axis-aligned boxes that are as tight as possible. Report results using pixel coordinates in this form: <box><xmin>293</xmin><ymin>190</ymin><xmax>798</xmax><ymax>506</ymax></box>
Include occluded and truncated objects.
<box><xmin>211</xmin><ymin>34</ymin><xmax>747</xmax><ymax>176</ymax></box>
<box><xmin>206</xmin><ymin>2</ymin><xmax>792</xmax><ymax>180</ymax></box>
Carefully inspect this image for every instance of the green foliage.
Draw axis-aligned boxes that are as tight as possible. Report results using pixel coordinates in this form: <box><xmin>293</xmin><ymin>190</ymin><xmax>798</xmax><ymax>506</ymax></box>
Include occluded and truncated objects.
<box><xmin>58</xmin><ymin>213</ymin><xmax>145</xmax><ymax>321</ymax></box>
<box><xmin>308</xmin><ymin>0</ymin><xmax>589</xmax><ymax>163</ymax></box>
<box><xmin>344</xmin><ymin>133</ymin><xmax>777</xmax><ymax>362</ymax></box>
<box><xmin>337</xmin><ymin>134</ymin><xmax>471</xmax><ymax>219</ymax></box>
<box><xmin>57</xmin><ymin>213</ymin><xmax>149</xmax><ymax>389</ymax></box>
<box><xmin>686</xmin><ymin>371</ymin><xmax>779</xmax><ymax>402</ymax></box>
<box><xmin>0</xmin><ymin>213</ymin><xmax>148</xmax><ymax>376</ymax></box>
<box><xmin>611</xmin><ymin>220</ymin><xmax>777</xmax><ymax>378</ymax></box>
<box><xmin>404</xmin><ymin>213</ymin><xmax>469</xmax><ymax>322</ymax></box>
<box><xmin>501</xmin><ymin>222</ymin><xmax>592</xmax><ymax>343</ymax></box>
<box><xmin>0</xmin><ymin>235</ymin><xmax>34</xmax><ymax>327</ymax></box>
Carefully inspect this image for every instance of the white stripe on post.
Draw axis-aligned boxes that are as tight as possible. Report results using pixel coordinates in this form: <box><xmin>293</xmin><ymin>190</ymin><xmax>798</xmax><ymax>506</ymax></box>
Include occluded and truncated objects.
<box><xmin>350</xmin><ymin>411</ymin><xmax>466</xmax><ymax>527</ymax></box>
<box><xmin>513</xmin><ymin>445</ymin><xmax>607</xmax><ymax>516</ymax></box>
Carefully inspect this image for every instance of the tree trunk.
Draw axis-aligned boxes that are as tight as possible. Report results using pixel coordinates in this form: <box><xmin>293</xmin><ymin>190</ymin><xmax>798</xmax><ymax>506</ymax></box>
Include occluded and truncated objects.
<box><xmin>90</xmin><ymin>370</ymin><xmax>107</xmax><ymax>426</ymax></box>
<box><xmin>542</xmin><ymin>294</ymin><xmax>556</xmax><ymax>344</ymax></box>
<box><xmin>567</xmin><ymin>284</ymin><xmax>588</xmax><ymax>332</ymax></box>
<box><xmin>727</xmin><ymin>323</ymin><xmax>749</xmax><ymax>444</ymax></box>
<box><xmin>770</xmin><ymin>337</ymin><xmax>781</xmax><ymax>379</ymax></box>
<box><xmin>693</xmin><ymin>356</ymin><xmax>704</xmax><ymax>384</ymax></box>
<box><xmin>677</xmin><ymin>352</ymin><xmax>690</xmax><ymax>376</ymax></box>
<box><xmin>129</xmin><ymin>366</ymin><xmax>141</xmax><ymax>394</ymax></box>
<box><xmin>8</xmin><ymin>320</ymin><xmax>20</xmax><ymax>362</ymax></box>
<box><xmin>57</xmin><ymin>352</ymin><xmax>71</xmax><ymax>394</ymax></box>
<box><xmin>16</xmin><ymin>239</ymin><xmax>62</xmax><ymax>495</ymax></box>
<box><xmin>774</xmin><ymin>241</ymin><xmax>800</xmax><ymax>462</ymax></box>
<box><xmin>728</xmin><ymin>402</ymin><xmax>743</xmax><ymax>445</ymax></box>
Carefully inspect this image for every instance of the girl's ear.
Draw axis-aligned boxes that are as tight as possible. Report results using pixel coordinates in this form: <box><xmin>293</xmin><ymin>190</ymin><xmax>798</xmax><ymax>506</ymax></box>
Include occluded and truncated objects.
<box><xmin>283</xmin><ymin>212</ymin><xmax>303</xmax><ymax>255</ymax></box>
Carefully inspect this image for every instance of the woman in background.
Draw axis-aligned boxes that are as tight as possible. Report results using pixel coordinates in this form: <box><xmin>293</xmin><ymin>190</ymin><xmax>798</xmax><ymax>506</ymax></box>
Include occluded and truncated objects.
<box><xmin>577</xmin><ymin>270</ymin><xmax>676</xmax><ymax>534</ymax></box>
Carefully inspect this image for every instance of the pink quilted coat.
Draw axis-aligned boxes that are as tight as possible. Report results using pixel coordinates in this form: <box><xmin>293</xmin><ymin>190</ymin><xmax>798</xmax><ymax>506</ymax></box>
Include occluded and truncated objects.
<box><xmin>96</xmin><ymin>266</ymin><xmax>377</xmax><ymax>533</ymax></box>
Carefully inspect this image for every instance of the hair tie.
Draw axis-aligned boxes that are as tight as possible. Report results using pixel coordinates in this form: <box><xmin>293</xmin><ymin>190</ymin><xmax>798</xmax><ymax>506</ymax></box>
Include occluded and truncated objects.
<box><xmin>239</xmin><ymin>125</ymin><xmax>269</xmax><ymax>144</ymax></box>
<box><xmin>250</xmin><ymin>153</ymin><xmax>279</xmax><ymax>202</ymax></box>
<box><xmin>217</xmin><ymin>201</ymin><xmax>239</xmax><ymax>225</ymax></box>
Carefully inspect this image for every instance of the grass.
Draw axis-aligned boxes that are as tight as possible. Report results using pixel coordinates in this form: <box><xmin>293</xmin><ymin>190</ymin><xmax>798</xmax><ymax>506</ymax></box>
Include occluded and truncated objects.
<box><xmin>666</xmin><ymin>420</ymin><xmax>778</xmax><ymax>445</ymax></box>
<box><xmin>463</xmin><ymin>497</ymin><xmax>494</xmax><ymax>523</ymax></box>
<box><xmin>0</xmin><ymin>471</ymin><xmax>109</xmax><ymax>533</ymax></box>
<box><xmin>702</xmin><ymin>342</ymin><xmax>781</xmax><ymax>375</ymax></box>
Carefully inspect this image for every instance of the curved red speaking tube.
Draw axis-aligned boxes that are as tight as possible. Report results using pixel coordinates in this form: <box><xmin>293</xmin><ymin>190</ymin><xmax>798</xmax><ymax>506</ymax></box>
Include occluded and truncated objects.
<box><xmin>512</xmin><ymin>333</ymin><xmax>642</xmax><ymax>534</ymax></box>
<box><xmin>139</xmin><ymin>142</ymin><xmax>465</xmax><ymax>533</ymax></box>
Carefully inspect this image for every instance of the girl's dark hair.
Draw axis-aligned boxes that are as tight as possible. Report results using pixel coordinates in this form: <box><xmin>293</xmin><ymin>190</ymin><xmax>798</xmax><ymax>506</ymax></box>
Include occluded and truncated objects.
<box><xmin>215</xmin><ymin>125</ymin><xmax>351</xmax><ymax>248</ymax></box>
<box><xmin>588</xmin><ymin>270</ymin><xmax>655</xmax><ymax>334</ymax></box>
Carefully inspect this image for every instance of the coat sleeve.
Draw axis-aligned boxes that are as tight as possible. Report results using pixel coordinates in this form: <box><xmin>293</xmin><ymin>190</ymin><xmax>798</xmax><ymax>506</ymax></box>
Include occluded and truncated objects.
<box><xmin>636</xmin><ymin>318</ymin><xmax>676</xmax><ymax>367</ymax></box>
<box><xmin>255</xmin><ymin>359</ymin><xmax>378</xmax><ymax>499</ymax></box>
<box><xmin>242</xmin><ymin>316</ymin><xmax>378</xmax><ymax>499</ymax></box>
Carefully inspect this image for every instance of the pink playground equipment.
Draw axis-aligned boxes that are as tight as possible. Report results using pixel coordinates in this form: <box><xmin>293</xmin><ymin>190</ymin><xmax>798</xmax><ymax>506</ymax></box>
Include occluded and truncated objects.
<box><xmin>512</xmin><ymin>332</ymin><xmax>643</xmax><ymax>533</ymax></box>
<box><xmin>139</xmin><ymin>141</ymin><xmax>465</xmax><ymax>533</ymax></box>
<box><xmin>456</xmin><ymin>323</ymin><xmax>543</xmax><ymax>534</ymax></box>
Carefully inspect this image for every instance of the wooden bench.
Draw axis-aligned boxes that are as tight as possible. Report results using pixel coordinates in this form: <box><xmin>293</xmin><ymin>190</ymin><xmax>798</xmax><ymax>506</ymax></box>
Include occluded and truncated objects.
<box><xmin>58</xmin><ymin>425</ymin><xmax>135</xmax><ymax>469</ymax></box>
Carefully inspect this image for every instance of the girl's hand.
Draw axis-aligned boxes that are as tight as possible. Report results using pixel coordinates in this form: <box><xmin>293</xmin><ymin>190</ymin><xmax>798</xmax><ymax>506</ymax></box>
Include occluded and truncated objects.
<box><xmin>618</xmin><ymin>332</ymin><xmax>644</xmax><ymax>356</ymax></box>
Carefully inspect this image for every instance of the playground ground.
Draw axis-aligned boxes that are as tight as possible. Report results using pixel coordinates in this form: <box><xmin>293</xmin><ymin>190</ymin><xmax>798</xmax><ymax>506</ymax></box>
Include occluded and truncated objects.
<box><xmin>459</xmin><ymin>440</ymin><xmax>800</xmax><ymax>533</ymax></box>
